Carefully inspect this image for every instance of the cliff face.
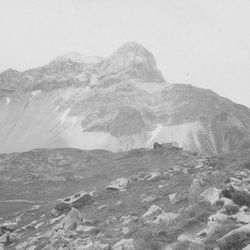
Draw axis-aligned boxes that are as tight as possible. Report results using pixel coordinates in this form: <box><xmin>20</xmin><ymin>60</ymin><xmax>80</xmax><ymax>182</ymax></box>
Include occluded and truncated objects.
<box><xmin>0</xmin><ymin>42</ymin><xmax>250</xmax><ymax>154</ymax></box>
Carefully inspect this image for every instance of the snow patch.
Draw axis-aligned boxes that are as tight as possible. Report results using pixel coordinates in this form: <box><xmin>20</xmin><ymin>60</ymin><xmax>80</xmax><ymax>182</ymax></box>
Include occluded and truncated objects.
<box><xmin>71</xmin><ymin>116</ymin><xmax>78</xmax><ymax>128</ymax></box>
<box><xmin>31</xmin><ymin>90</ymin><xmax>41</xmax><ymax>96</ymax></box>
<box><xmin>54</xmin><ymin>105</ymin><xmax>60</xmax><ymax>112</ymax></box>
<box><xmin>59</xmin><ymin>108</ymin><xmax>71</xmax><ymax>125</ymax></box>
<box><xmin>146</xmin><ymin>124</ymin><xmax>163</xmax><ymax>147</ymax></box>
<box><xmin>6</xmin><ymin>97</ymin><xmax>11</xmax><ymax>105</ymax></box>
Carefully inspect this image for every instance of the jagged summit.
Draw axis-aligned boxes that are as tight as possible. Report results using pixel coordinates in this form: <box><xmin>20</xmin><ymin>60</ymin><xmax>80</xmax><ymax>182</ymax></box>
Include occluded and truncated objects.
<box><xmin>114</xmin><ymin>41</ymin><xmax>149</xmax><ymax>53</ymax></box>
<box><xmin>97</xmin><ymin>41</ymin><xmax>165</xmax><ymax>83</ymax></box>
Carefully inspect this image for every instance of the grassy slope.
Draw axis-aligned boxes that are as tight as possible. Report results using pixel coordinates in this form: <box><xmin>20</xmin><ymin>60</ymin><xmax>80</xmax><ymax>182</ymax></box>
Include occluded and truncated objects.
<box><xmin>1</xmin><ymin>147</ymin><xmax>250</xmax><ymax>249</ymax></box>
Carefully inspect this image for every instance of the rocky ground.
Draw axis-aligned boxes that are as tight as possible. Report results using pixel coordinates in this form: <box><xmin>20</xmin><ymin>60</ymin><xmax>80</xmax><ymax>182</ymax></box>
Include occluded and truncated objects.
<box><xmin>1</xmin><ymin>147</ymin><xmax>250</xmax><ymax>249</ymax></box>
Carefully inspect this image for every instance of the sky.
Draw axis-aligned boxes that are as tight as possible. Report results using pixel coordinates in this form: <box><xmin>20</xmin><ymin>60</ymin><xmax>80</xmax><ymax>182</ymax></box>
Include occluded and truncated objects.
<box><xmin>0</xmin><ymin>0</ymin><xmax>250</xmax><ymax>106</ymax></box>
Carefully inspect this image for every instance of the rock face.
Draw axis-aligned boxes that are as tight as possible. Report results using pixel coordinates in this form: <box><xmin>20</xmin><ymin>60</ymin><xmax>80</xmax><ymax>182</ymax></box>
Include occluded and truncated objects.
<box><xmin>1</xmin><ymin>41</ymin><xmax>250</xmax><ymax>154</ymax></box>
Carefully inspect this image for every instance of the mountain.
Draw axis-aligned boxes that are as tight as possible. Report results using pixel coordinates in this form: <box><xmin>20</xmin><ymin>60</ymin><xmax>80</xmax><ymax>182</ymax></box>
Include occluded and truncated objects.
<box><xmin>1</xmin><ymin>41</ymin><xmax>250</xmax><ymax>154</ymax></box>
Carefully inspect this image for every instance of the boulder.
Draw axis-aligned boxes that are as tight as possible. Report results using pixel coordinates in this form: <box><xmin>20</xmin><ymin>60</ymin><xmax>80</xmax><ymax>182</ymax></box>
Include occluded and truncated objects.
<box><xmin>72</xmin><ymin>193</ymin><xmax>93</xmax><ymax>209</ymax></box>
<box><xmin>70</xmin><ymin>239</ymin><xmax>109</xmax><ymax>250</ymax></box>
<box><xmin>243</xmin><ymin>244</ymin><xmax>250</xmax><ymax>250</ymax></box>
<box><xmin>234</xmin><ymin>206</ymin><xmax>250</xmax><ymax>224</ymax></box>
<box><xmin>208</xmin><ymin>211</ymin><xmax>231</xmax><ymax>223</ymax></box>
<box><xmin>217</xmin><ymin>224</ymin><xmax>250</xmax><ymax>249</ymax></box>
<box><xmin>221</xmin><ymin>184</ymin><xmax>250</xmax><ymax>206</ymax></box>
<box><xmin>216</xmin><ymin>197</ymin><xmax>236</xmax><ymax>207</ymax></box>
<box><xmin>197</xmin><ymin>221</ymin><xmax>222</xmax><ymax>238</ymax></box>
<box><xmin>142</xmin><ymin>205</ymin><xmax>162</xmax><ymax>221</ymax></box>
<box><xmin>122</xmin><ymin>227</ymin><xmax>129</xmax><ymax>234</ymax></box>
<box><xmin>153</xmin><ymin>211</ymin><xmax>179</xmax><ymax>225</ymax></box>
<box><xmin>200</xmin><ymin>188</ymin><xmax>220</xmax><ymax>206</ymax></box>
<box><xmin>76</xmin><ymin>225</ymin><xmax>100</xmax><ymax>235</ymax></box>
<box><xmin>146</xmin><ymin>171</ymin><xmax>162</xmax><ymax>181</ymax></box>
<box><xmin>15</xmin><ymin>241</ymin><xmax>28</xmax><ymax>250</ymax></box>
<box><xmin>106</xmin><ymin>178</ymin><xmax>128</xmax><ymax>191</ymax></box>
<box><xmin>141</xmin><ymin>195</ymin><xmax>157</xmax><ymax>204</ymax></box>
<box><xmin>52</xmin><ymin>202</ymin><xmax>71</xmax><ymax>217</ymax></box>
<box><xmin>63</xmin><ymin>208</ymin><xmax>82</xmax><ymax>231</ymax></box>
<box><xmin>188</xmin><ymin>177</ymin><xmax>206</xmax><ymax>203</ymax></box>
<box><xmin>120</xmin><ymin>215</ymin><xmax>138</xmax><ymax>225</ymax></box>
<box><xmin>169</xmin><ymin>193</ymin><xmax>177</xmax><ymax>203</ymax></box>
<box><xmin>0</xmin><ymin>231</ymin><xmax>20</xmax><ymax>246</ymax></box>
<box><xmin>113</xmin><ymin>238</ymin><xmax>135</xmax><ymax>250</ymax></box>
<box><xmin>0</xmin><ymin>222</ymin><xmax>17</xmax><ymax>233</ymax></box>
<box><xmin>130</xmin><ymin>172</ymin><xmax>147</xmax><ymax>181</ymax></box>
<box><xmin>0</xmin><ymin>233</ymin><xmax>7</xmax><ymax>244</ymax></box>
<box><xmin>106</xmin><ymin>216</ymin><xmax>117</xmax><ymax>225</ymax></box>
<box><xmin>217</xmin><ymin>197</ymin><xmax>240</xmax><ymax>215</ymax></box>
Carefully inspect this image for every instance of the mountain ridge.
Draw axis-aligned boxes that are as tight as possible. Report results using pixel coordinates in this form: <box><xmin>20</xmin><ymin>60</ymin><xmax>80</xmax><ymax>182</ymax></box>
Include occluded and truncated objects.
<box><xmin>0</xmin><ymin>42</ymin><xmax>250</xmax><ymax>155</ymax></box>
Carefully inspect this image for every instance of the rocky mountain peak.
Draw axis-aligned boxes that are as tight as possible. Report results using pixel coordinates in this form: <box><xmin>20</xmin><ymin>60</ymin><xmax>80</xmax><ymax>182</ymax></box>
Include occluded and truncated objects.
<box><xmin>113</xmin><ymin>41</ymin><xmax>150</xmax><ymax>55</ymax></box>
<box><xmin>96</xmin><ymin>42</ymin><xmax>165</xmax><ymax>84</ymax></box>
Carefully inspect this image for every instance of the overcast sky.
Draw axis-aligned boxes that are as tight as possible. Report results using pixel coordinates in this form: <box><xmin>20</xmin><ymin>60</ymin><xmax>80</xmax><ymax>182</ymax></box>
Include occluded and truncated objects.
<box><xmin>0</xmin><ymin>0</ymin><xmax>250</xmax><ymax>106</ymax></box>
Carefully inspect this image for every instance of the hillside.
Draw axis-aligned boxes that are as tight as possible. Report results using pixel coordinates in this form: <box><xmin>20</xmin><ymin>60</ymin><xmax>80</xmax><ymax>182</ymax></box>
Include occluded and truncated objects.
<box><xmin>1</xmin><ymin>42</ymin><xmax>250</xmax><ymax>154</ymax></box>
<box><xmin>1</xmin><ymin>147</ymin><xmax>250</xmax><ymax>249</ymax></box>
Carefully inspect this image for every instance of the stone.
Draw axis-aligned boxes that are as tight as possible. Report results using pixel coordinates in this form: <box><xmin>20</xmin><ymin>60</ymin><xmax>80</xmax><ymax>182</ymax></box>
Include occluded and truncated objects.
<box><xmin>119</xmin><ymin>215</ymin><xmax>138</xmax><ymax>225</ymax></box>
<box><xmin>76</xmin><ymin>225</ymin><xmax>100</xmax><ymax>235</ymax></box>
<box><xmin>188</xmin><ymin>177</ymin><xmax>205</xmax><ymax>202</ymax></box>
<box><xmin>122</xmin><ymin>227</ymin><xmax>129</xmax><ymax>234</ymax></box>
<box><xmin>130</xmin><ymin>172</ymin><xmax>147</xmax><ymax>181</ymax></box>
<box><xmin>142</xmin><ymin>195</ymin><xmax>157</xmax><ymax>203</ymax></box>
<box><xmin>72</xmin><ymin>193</ymin><xmax>93</xmax><ymax>209</ymax></box>
<box><xmin>234</xmin><ymin>207</ymin><xmax>250</xmax><ymax>224</ymax></box>
<box><xmin>153</xmin><ymin>211</ymin><xmax>179</xmax><ymax>225</ymax></box>
<box><xmin>106</xmin><ymin>216</ymin><xmax>117</xmax><ymax>225</ymax></box>
<box><xmin>113</xmin><ymin>238</ymin><xmax>135</xmax><ymax>250</ymax></box>
<box><xmin>1</xmin><ymin>222</ymin><xmax>17</xmax><ymax>233</ymax></box>
<box><xmin>146</xmin><ymin>171</ymin><xmax>162</xmax><ymax>181</ymax></box>
<box><xmin>142</xmin><ymin>205</ymin><xmax>162</xmax><ymax>220</ymax></box>
<box><xmin>106</xmin><ymin>178</ymin><xmax>128</xmax><ymax>191</ymax></box>
<box><xmin>169</xmin><ymin>193</ymin><xmax>177</xmax><ymax>202</ymax></box>
<box><xmin>98</xmin><ymin>204</ymin><xmax>108</xmax><ymax>210</ymax></box>
<box><xmin>243</xmin><ymin>244</ymin><xmax>250</xmax><ymax>250</ymax></box>
<box><xmin>0</xmin><ymin>233</ymin><xmax>7</xmax><ymax>244</ymax></box>
<box><xmin>52</xmin><ymin>202</ymin><xmax>71</xmax><ymax>217</ymax></box>
<box><xmin>26</xmin><ymin>246</ymin><xmax>36</xmax><ymax>250</ymax></box>
<box><xmin>69</xmin><ymin>238</ymin><xmax>93</xmax><ymax>250</ymax></box>
<box><xmin>63</xmin><ymin>207</ymin><xmax>82</xmax><ymax>230</ymax></box>
<box><xmin>208</xmin><ymin>211</ymin><xmax>231</xmax><ymax>223</ymax></box>
<box><xmin>9</xmin><ymin>232</ymin><xmax>21</xmax><ymax>243</ymax></box>
<box><xmin>200</xmin><ymin>188</ymin><xmax>220</xmax><ymax>205</ymax></box>
<box><xmin>217</xmin><ymin>223</ymin><xmax>250</xmax><ymax>248</ymax></box>
<box><xmin>15</xmin><ymin>241</ymin><xmax>28</xmax><ymax>250</ymax></box>
<box><xmin>197</xmin><ymin>221</ymin><xmax>222</xmax><ymax>238</ymax></box>
<box><xmin>221</xmin><ymin>184</ymin><xmax>250</xmax><ymax>206</ymax></box>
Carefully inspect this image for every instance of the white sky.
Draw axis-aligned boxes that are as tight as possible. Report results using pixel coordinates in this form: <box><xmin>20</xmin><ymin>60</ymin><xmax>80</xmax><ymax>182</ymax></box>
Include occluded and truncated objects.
<box><xmin>0</xmin><ymin>0</ymin><xmax>250</xmax><ymax>106</ymax></box>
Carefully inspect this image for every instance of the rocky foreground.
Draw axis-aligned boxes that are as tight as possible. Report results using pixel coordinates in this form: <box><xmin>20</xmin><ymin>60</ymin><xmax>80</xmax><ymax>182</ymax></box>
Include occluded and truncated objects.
<box><xmin>1</xmin><ymin>148</ymin><xmax>250</xmax><ymax>249</ymax></box>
